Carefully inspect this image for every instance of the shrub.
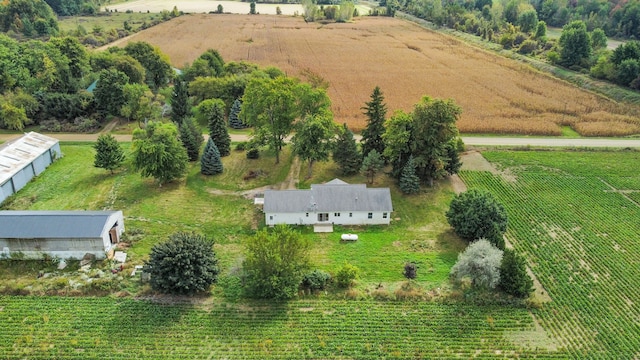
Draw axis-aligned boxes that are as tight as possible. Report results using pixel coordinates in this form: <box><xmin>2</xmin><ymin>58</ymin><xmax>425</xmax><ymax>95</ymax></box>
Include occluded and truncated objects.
<box><xmin>446</xmin><ymin>189</ymin><xmax>508</xmax><ymax>249</ymax></box>
<box><xmin>302</xmin><ymin>269</ymin><xmax>331</xmax><ymax>291</ymax></box>
<box><xmin>235</xmin><ymin>142</ymin><xmax>247</xmax><ymax>151</ymax></box>
<box><xmin>403</xmin><ymin>262</ymin><xmax>417</xmax><ymax>280</ymax></box>
<box><xmin>246</xmin><ymin>147</ymin><xmax>259</xmax><ymax>159</ymax></box>
<box><xmin>243</xmin><ymin>225</ymin><xmax>310</xmax><ymax>300</ymax></box>
<box><xmin>144</xmin><ymin>232</ymin><xmax>219</xmax><ymax>295</ymax></box>
<box><xmin>335</xmin><ymin>262</ymin><xmax>359</xmax><ymax>288</ymax></box>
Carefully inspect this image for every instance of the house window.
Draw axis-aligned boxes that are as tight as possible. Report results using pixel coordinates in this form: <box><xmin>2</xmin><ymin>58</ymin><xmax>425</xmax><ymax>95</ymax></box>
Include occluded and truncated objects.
<box><xmin>383</xmin><ymin>213</ymin><xmax>388</xmax><ymax>219</ymax></box>
<box><xmin>368</xmin><ymin>213</ymin><xmax>373</xmax><ymax>219</ymax></box>
<box><xmin>306</xmin><ymin>213</ymin><xmax>309</xmax><ymax>217</ymax></box>
<box><xmin>318</xmin><ymin>213</ymin><xmax>329</xmax><ymax>222</ymax></box>
<box><xmin>334</xmin><ymin>212</ymin><xmax>340</xmax><ymax>217</ymax></box>
<box><xmin>349</xmin><ymin>213</ymin><xmax>353</xmax><ymax>217</ymax></box>
<box><xmin>269</xmin><ymin>216</ymin><xmax>273</xmax><ymax>220</ymax></box>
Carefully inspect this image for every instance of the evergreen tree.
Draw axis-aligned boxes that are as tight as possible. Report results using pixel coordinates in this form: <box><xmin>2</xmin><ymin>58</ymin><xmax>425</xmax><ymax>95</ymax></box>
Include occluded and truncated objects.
<box><xmin>144</xmin><ymin>232</ymin><xmax>219</xmax><ymax>295</ymax></box>
<box><xmin>93</xmin><ymin>134</ymin><xmax>125</xmax><ymax>174</ymax></box>
<box><xmin>206</xmin><ymin>100</ymin><xmax>231</xmax><ymax>157</ymax></box>
<box><xmin>360</xmin><ymin>149</ymin><xmax>384</xmax><ymax>184</ymax></box>
<box><xmin>201</xmin><ymin>138</ymin><xmax>223</xmax><ymax>175</ymax></box>
<box><xmin>333</xmin><ymin>123</ymin><xmax>362</xmax><ymax>176</ymax></box>
<box><xmin>361</xmin><ymin>86</ymin><xmax>387</xmax><ymax>158</ymax></box>
<box><xmin>171</xmin><ymin>78</ymin><xmax>190</xmax><ymax>123</ymax></box>
<box><xmin>228</xmin><ymin>98</ymin><xmax>246</xmax><ymax>129</ymax></box>
<box><xmin>399</xmin><ymin>155</ymin><xmax>420</xmax><ymax>194</ymax></box>
<box><xmin>499</xmin><ymin>249</ymin><xmax>534</xmax><ymax>298</ymax></box>
<box><xmin>180</xmin><ymin>118</ymin><xmax>203</xmax><ymax>161</ymax></box>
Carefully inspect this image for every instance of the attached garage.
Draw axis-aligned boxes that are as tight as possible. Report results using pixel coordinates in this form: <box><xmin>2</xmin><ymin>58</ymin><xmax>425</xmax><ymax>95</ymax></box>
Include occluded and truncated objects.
<box><xmin>0</xmin><ymin>132</ymin><xmax>61</xmax><ymax>205</ymax></box>
<box><xmin>0</xmin><ymin>211</ymin><xmax>125</xmax><ymax>260</ymax></box>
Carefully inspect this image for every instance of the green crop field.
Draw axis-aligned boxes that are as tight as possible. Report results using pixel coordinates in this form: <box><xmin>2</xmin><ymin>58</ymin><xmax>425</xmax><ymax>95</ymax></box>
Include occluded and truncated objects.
<box><xmin>0</xmin><ymin>296</ymin><xmax>564</xmax><ymax>359</ymax></box>
<box><xmin>459</xmin><ymin>150</ymin><xmax>640</xmax><ymax>358</ymax></box>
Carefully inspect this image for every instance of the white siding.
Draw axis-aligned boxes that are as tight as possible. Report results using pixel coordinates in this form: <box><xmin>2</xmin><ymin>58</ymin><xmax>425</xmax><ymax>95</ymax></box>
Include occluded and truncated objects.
<box><xmin>266</xmin><ymin>211</ymin><xmax>391</xmax><ymax>226</ymax></box>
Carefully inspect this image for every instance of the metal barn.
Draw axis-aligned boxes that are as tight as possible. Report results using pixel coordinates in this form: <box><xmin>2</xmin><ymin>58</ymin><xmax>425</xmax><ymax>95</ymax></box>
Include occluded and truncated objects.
<box><xmin>0</xmin><ymin>210</ymin><xmax>125</xmax><ymax>260</ymax></box>
<box><xmin>0</xmin><ymin>132</ymin><xmax>61</xmax><ymax>204</ymax></box>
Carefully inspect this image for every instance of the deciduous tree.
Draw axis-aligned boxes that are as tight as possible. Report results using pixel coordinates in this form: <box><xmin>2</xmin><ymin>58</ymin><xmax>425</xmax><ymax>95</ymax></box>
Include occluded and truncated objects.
<box><xmin>94</xmin><ymin>69</ymin><xmax>128</xmax><ymax>116</ymax></box>
<box><xmin>93</xmin><ymin>134</ymin><xmax>124</xmax><ymax>174</ymax></box>
<box><xmin>124</xmin><ymin>41</ymin><xmax>172</xmax><ymax>89</ymax></box>
<box><xmin>559</xmin><ymin>20</ymin><xmax>592</xmax><ymax>67</ymax></box>
<box><xmin>410</xmin><ymin>97</ymin><xmax>461</xmax><ymax>186</ymax></box>
<box><xmin>243</xmin><ymin>225</ymin><xmax>310</xmax><ymax>300</ymax></box>
<box><xmin>132</xmin><ymin>121</ymin><xmax>188</xmax><ymax>185</ymax></box>
<box><xmin>450</xmin><ymin>239</ymin><xmax>503</xmax><ymax>289</ymax></box>
<box><xmin>292</xmin><ymin>110</ymin><xmax>336</xmax><ymax>178</ymax></box>
<box><xmin>241</xmin><ymin>76</ymin><xmax>297</xmax><ymax>164</ymax></box>
<box><xmin>144</xmin><ymin>232</ymin><xmax>219</xmax><ymax>295</ymax></box>
<box><xmin>121</xmin><ymin>83</ymin><xmax>155</xmax><ymax>126</ymax></box>
<box><xmin>446</xmin><ymin>189</ymin><xmax>508</xmax><ymax>249</ymax></box>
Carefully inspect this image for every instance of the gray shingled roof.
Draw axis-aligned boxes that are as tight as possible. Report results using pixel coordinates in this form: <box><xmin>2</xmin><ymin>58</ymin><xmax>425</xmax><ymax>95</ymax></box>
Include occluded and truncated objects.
<box><xmin>264</xmin><ymin>179</ymin><xmax>392</xmax><ymax>213</ymax></box>
<box><xmin>0</xmin><ymin>211</ymin><xmax>120</xmax><ymax>238</ymax></box>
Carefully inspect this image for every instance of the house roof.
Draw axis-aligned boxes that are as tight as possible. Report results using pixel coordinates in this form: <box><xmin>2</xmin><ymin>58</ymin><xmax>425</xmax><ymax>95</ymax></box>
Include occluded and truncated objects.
<box><xmin>0</xmin><ymin>211</ymin><xmax>122</xmax><ymax>239</ymax></box>
<box><xmin>264</xmin><ymin>179</ymin><xmax>392</xmax><ymax>213</ymax></box>
<box><xmin>0</xmin><ymin>132</ymin><xmax>59</xmax><ymax>186</ymax></box>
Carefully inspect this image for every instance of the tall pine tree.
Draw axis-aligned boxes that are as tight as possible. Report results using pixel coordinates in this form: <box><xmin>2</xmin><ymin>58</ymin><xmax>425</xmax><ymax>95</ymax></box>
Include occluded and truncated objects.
<box><xmin>201</xmin><ymin>138</ymin><xmax>223</xmax><ymax>175</ymax></box>
<box><xmin>201</xmin><ymin>99</ymin><xmax>231</xmax><ymax>156</ymax></box>
<box><xmin>361</xmin><ymin>86</ymin><xmax>387</xmax><ymax>158</ymax></box>
<box><xmin>171</xmin><ymin>78</ymin><xmax>190</xmax><ymax>123</ymax></box>
<box><xmin>333</xmin><ymin>123</ymin><xmax>361</xmax><ymax>176</ymax></box>
<box><xmin>228</xmin><ymin>98</ymin><xmax>246</xmax><ymax>129</ymax></box>
<box><xmin>180</xmin><ymin>118</ymin><xmax>203</xmax><ymax>161</ymax></box>
<box><xmin>399</xmin><ymin>155</ymin><xmax>420</xmax><ymax>194</ymax></box>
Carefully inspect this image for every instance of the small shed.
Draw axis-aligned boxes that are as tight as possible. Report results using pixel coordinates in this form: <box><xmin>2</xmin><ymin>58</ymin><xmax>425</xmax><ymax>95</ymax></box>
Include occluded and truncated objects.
<box><xmin>0</xmin><ymin>210</ymin><xmax>125</xmax><ymax>260</ymax></box>
<box><xmin>0</xmin><ymin>132</ymin><xmax>61</xmax><ymax>204</ymax></box>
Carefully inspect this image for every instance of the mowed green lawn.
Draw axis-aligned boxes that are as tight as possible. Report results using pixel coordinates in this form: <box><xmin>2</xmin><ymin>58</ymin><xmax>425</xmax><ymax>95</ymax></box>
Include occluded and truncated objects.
<box><xmin>460</xmin><ymin>150</ymin><xmax>640</xmax><ymax>358</ymax></box>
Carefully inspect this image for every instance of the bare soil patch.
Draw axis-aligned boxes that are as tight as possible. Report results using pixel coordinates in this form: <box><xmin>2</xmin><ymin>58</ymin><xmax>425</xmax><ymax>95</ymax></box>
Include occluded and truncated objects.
<box><xmin>107</xmin><ymin>14</ymin><xmax>640</xmax><ymax>135</ymax></box>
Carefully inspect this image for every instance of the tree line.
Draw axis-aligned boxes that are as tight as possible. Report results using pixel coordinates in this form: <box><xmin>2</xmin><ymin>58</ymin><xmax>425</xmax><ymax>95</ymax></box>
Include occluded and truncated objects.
<box><xmin>398</xmin><ymin>0</ymin><xmax>640</xmax><ymax>91</ymax></box>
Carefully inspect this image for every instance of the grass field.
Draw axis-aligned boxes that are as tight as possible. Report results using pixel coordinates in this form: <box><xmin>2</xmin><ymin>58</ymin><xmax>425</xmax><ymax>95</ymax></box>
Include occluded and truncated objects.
<box><xmin>0</xmin><ymin>143</ymin><xmax>463</xmax><ymax>294</ymax></box>
<box><xmin>106</xmin><ymin>14</ymin><xmax>640</xmax><ymax>136</ymax></box>
<box><xmin>58</xmin><ymin>12</ymin><xmax>160</xmax><ymax>34</ymax></box>
<box><xmin>459</xmin><ymin>150</ymin><xmax>640</xmax><ymax>357</ymax></box>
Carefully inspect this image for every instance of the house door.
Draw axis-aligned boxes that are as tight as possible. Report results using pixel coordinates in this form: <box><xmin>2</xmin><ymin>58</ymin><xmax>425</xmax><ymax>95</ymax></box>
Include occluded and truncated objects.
<box><xmin>317</xmin><ymin>213</ymin><xmax>329</xmax><ymax>222</ymax></box>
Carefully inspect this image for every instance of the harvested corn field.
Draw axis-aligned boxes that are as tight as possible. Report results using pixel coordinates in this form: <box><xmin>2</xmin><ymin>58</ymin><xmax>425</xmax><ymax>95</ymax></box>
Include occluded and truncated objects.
<box><xmin>115</xmin><ymin>14</ymin><xmax>640</xmax><ymax>135</ymax></box>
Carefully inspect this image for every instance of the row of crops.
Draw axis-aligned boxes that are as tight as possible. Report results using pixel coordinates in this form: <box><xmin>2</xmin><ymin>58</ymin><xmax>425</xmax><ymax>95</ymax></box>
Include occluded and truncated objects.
<box><xmin>459</xmin><ymin>151</ymin><xmax>640</xmax><ymax>358</ymax></box>
<box><xmin>0</xmin><ymin>296</ymin><xmax>567</xmax><ymax>359</ymax></box>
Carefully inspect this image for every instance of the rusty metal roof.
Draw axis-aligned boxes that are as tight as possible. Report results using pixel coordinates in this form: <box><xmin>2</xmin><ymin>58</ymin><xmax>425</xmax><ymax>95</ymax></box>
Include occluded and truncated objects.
<box><xmin>0</xmin><ymin>132</ymin><xmax>59</xmax><ymax>186</ymax></box>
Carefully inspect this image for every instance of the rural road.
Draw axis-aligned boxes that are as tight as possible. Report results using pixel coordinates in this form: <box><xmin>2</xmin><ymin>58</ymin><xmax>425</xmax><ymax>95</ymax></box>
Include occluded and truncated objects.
<box><xmin>2</xmin><ymin>133</ymin><xmax>640</xmax><ymax>148</ymax></box>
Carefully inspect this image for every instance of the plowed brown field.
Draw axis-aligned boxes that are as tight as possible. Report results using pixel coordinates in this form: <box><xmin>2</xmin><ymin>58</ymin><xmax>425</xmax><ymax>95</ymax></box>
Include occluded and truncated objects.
<box><xmin>112</xmin><ymin>14</ymin><xmax>640</xmax><ymax>135</ymax></box>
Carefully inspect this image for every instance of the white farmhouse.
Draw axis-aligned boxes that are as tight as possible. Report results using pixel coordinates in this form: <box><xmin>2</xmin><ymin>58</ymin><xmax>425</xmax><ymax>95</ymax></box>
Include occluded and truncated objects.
<box><xmin>0</xmin><ymin>210</ymin><xmax>125</xmax><ymax>259</ymax></box>
<box><xmin>263</xmin><ymin>179</ymin><xmax>393</xmax><ymax>228</ymax></box>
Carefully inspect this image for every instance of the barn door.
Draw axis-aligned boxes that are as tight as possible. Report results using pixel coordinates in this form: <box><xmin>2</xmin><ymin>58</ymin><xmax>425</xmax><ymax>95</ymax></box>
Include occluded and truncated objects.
<box><xmin>109</xmin><ymin>224</ymin><xmax>119</xmax><ymax>244</ymax></box>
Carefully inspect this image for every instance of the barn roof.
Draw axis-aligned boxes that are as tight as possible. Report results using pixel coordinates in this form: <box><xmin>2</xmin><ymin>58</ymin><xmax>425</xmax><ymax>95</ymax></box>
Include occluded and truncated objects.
<box><xmin>0</xmin><ymin>211</ymin><xmax>122</xmax><ymax>239</ymax></box>
<box><xmin>264</xmin><ymin>179</ymin><xmax>392</xmax><ymax>213</ymax></box>
<box><xmin>0</xmin><ymin>132</ymin><xmax>59</xmax><ymax>186</ymax></box>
